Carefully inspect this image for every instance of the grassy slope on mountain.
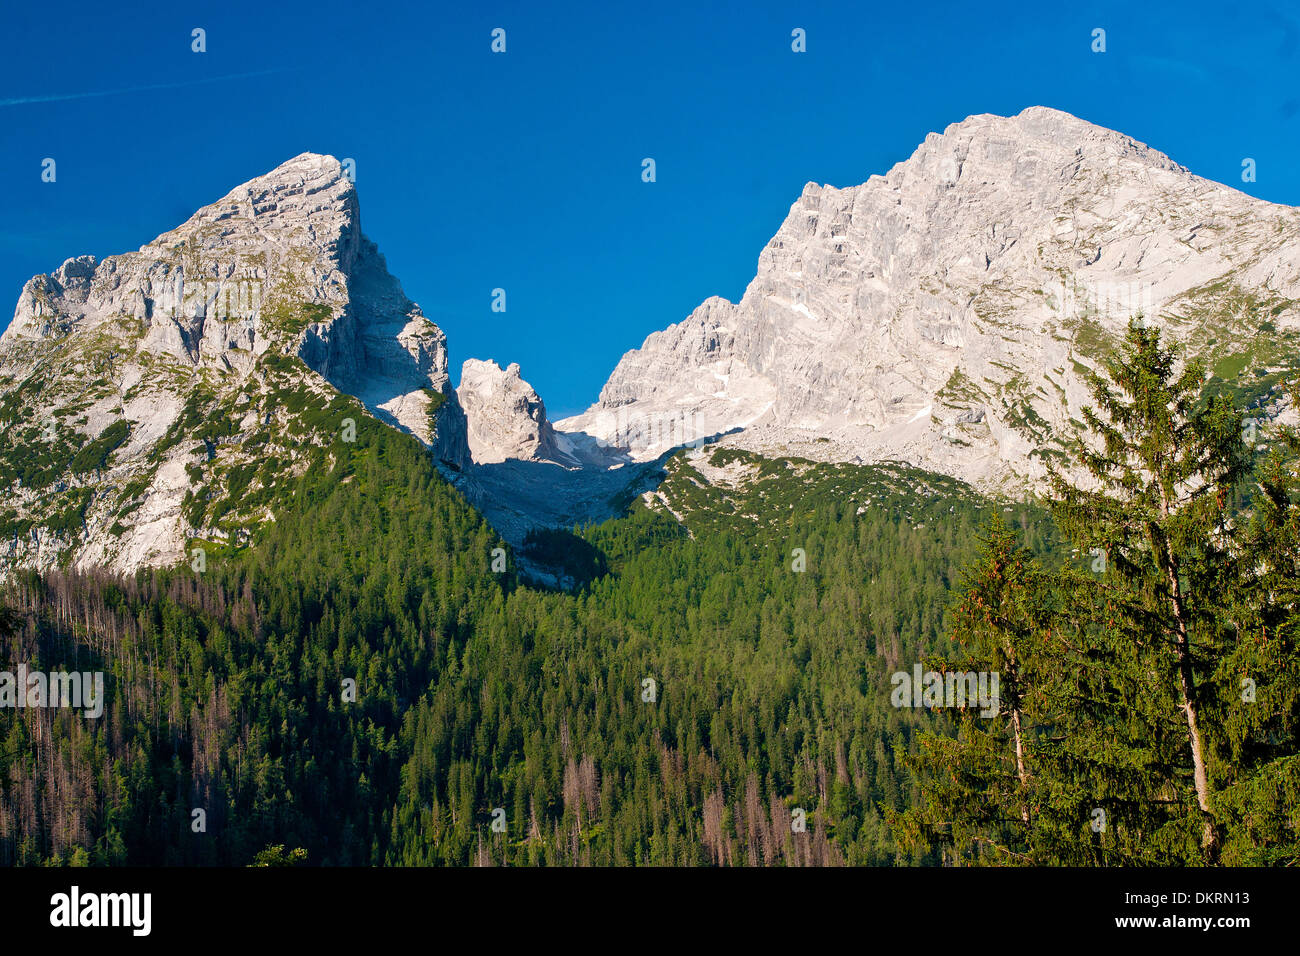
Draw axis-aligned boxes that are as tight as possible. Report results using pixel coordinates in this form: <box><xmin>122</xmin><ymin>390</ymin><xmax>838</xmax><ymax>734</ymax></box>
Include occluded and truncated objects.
<box><xmin>0</xmin><ymin>304</ymin><xmax>378</xmax><ymax>566</ymax></box>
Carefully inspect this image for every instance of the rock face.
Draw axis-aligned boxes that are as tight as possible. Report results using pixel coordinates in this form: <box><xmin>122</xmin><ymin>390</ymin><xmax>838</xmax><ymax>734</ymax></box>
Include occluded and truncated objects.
<box><xmin>0</xmin><ymin>153</ymin><xmax>468</xmax><ymax>573</ymax></box>
<box><xmin>448</xmin><ymin>358</ymin><xmax>647</xmax><ymax>557</ymax></box>
<box><xmin>455</xmin><ymin>358</ymin><xmax>627</xmax><ymax>471</ymax></box>
<box><xmin>559</xmin><ymin>107</ymin><xmax>1300</xmax><ymax>490</ymax></box>
<box><xmin>5</xmin><ymin>110</ymin><xmax>1299</xmax><ymax>576</ymax></box>
<box><xmin>457</xmin><ymin>359</ymin><xmax>565</xmax><ymax>464</ymax></box>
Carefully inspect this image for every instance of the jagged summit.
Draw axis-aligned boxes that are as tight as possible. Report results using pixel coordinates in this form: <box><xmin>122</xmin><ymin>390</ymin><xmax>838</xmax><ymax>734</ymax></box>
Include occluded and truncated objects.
<box><xmin>258</xmin><ymin>151</ymin><xmax>340</xmax><ymax>173</ymax></box>
<box><xmin>457</xmin><ymin>359</ymin><xmax>564</xmax><ymax>465</ymax></box>
<box><xmin>558</xmin><ymin>107</ymin><xmax>1300</xmax><ymax>489</ymax></box>
<box><xmin>4</xmin><ymin>148</ymin><xmax>463</xmax><ymax>449</ymax></box>
<box><xmin>949</xmin><ymin>106</ymin><xmax>1183</xmax><ymax>168</ymax></box>
<box><xmin>783</xmin><ymin>107</ymin><xmax>1186</xmax><ymax>205</ymax></box>
<box><xmin>455</xmin><ymin>358</ymin><xmax>628</xmax><ymax>473</ymax></box>
<box><xmin>142</xmin><ymin>151</ymin><xmax>359</xmax><ymax>255</ymax></box>
<box><xmin>899</xmin><ymin>105</ymin><xmax>1189</xmax><ymax>182</ymax></box>
<box><xmin>6</xmin><ymin>152</ymin><xmax>355</xmax><ymax>346</ymax></box>
<box><xmin>0</xmin><ymin>151</ymin><xmax>467</xmax><ymax>572</ymax></box>
<box><xmin>4</xmin><ymin>111</ymin><xmax>1299</xmax><ymax>576</ymax></box>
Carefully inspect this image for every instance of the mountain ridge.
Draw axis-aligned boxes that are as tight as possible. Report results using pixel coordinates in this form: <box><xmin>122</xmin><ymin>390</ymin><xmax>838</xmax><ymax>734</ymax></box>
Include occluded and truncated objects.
<box><xmin>557</xmin><ymin>105</ymin><xmax>1300</xmax><ymax>489</ymax></box>
<box><xmin>3</xmin><ymin>107</ymin><xmax>1298</xmax><ymax>576</ymax></box>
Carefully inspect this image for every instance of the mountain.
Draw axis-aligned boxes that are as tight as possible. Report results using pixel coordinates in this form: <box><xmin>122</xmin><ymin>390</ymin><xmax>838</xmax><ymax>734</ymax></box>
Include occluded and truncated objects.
<box><xmin>3</xmin><ymin>111</ymin><xmax>1298</xmax><ymax>873</ymax></box>
<box><xmin>4</xmin><ymin>108</ymin><xmax>1299</xmax><ymax>576</ymax></box>
<box><xmin>0</xmin><ymin>153</ymin><xmax>468</xmax><ymax>572</ymax></box>
<box><xmin>557</xmin><ymin>106</ymin><xmax>1300</xmax><ymax>491</ymax></box>
<box><xmin>0</xmin><ymin>152</ymin><xmax>647</xmax><ymax>577</ymax></box>
<box><xmin>458</xmin><ymin>359</ymin><xmax>561</xmax><ymax>465</ymax></box>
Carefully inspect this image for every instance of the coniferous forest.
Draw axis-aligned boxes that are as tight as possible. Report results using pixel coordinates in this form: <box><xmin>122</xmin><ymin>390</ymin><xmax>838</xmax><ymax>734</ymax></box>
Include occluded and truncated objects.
<box><xmin>1</xmin><ymin>322</ymin><xmax>1297</xmax><ymax>867</ymax></box>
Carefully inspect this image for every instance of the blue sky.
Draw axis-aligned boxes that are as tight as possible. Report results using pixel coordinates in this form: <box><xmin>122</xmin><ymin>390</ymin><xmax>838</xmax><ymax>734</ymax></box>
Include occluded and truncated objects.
<box><xmin>1</xmin><ymin>0</ymin><xmax>1297</xmax><ymax>417</ymax></box>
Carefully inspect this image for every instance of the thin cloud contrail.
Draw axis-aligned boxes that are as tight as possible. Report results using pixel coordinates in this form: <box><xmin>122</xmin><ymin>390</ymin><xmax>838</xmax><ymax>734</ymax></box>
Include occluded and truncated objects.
<box><xmin>0</xmin><ymin>68</ymin><xmax>291</xmax><ymax>107</ymax></box>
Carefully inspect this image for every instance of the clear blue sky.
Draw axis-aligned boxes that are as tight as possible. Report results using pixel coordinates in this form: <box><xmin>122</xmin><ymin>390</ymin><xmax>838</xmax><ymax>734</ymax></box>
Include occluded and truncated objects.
<box><xmin>1</xmin><ymin>0</ymin><xmax>1296</xmax><ymax>417</ymax></box>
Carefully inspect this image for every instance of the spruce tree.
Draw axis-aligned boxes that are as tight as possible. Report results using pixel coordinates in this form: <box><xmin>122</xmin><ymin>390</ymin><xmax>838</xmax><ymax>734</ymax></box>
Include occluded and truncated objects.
<box><xmin>1211</xmin><ymin>405</ymin><xmax>1300</xmax><ymax>863</ymax></box>
<box><xmin>1048</xmin><ymin>318</ymin><xmax>1249</xmax><ymax>858</ymax></box>
<box><xmin>898</xmin><ymin>318</ymin><xmax>1300</xmax><ymax>866</ymax></box>
<box><xmin>891</xmin><ymin>523</ymin><xmax>1062</xmax><ymax>863</ymax></box>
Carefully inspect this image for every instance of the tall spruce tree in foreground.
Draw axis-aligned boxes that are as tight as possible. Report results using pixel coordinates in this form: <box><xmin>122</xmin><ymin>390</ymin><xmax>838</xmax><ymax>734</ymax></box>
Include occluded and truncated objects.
<box><xmin>894</xmin><ymin>523</ymin><xmax>1193</xmax><ymax>864</ymax></box>
<box><xmin>1050</xmin><ymin>318</ymin><xmax>1249</xmax><ymax>857</ymax></box>
<box><xmin>889</xmin><ymin>525</ymin><xmax>1064</xmax><ymax>863</ymax></box>
<box><xmin>1211</xmin><ymin>412</ymin><xmax>1300</xmax><ymax>863</ymax></box>
<box><xmin>899</xmin><ymin>318</ymin><xmax>1300</xmax><ymax>864</ymax></box>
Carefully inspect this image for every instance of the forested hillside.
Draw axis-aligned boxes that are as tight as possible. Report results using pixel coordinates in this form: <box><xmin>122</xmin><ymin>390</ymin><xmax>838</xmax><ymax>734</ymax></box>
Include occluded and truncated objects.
<box><xmin>0</xmin><ymin>351</ymin><xmax>1036</xmax><ymax>865</ymax></box>
<box><xmin>1</xmin><ymin>323</ymin><xmax>1296</xmax><ymax>866</ymax></box>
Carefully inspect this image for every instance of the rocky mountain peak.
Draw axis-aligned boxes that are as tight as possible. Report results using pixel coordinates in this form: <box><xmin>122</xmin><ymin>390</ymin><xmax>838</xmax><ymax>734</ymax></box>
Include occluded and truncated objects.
<box><xmin>888</xmin><ymin>106</ymin><xmax>1186</xmax><ymax>195</ymax></box>
<box><xmin>145</xmin><ymin>151</ymin><xmax>361</xmax><ymax>280</ymax></box>
<box><xmin>3</xmin><ymin>112</ymin><xmax>1298</xmax><ymax>578</ymax></box>
<box><xmin>5</xmin><ymin>152</ymin><xmax>360</xmax><ymax>352</ymax></box>
<box><xmin>0</xmin><ymin>152</ymin><xmax>467</xmax><ymax>573</ymax></box>
<box><xmin>559</xmin><ymin>107</ymin><xmax>1300</xmax><ymax>489</ymax></box>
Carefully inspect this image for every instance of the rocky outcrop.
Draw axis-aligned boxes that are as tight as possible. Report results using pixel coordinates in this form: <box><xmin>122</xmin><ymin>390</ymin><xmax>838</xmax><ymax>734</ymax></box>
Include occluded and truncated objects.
<box><xmin>558</xmin><ymin>107</ymin><xmax>1300</xmax><ymax>491</ymax></box>
<box><xmin>457</xmin><ymin>359</ymin><xmax>564</xmax><ymax>464</ymax></box>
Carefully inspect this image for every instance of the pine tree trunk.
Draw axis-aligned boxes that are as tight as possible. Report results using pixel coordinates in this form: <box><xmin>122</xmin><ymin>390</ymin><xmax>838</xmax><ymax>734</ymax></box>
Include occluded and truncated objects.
<box><xmin>1011</xmin><ymin>705</ymin><xmax>1030</xmax><ymax>823</ymax></box>
<box><xmin>1163</xmin><ymin>557</ymin><xmax>1216</xmax><ymax>854</ymax></box>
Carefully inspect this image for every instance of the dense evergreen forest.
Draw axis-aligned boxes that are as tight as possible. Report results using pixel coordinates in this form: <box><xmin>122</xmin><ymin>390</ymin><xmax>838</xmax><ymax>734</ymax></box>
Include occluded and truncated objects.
<box><xmin>1</xmin><ymin>321</ymin><xmax>1296</xmax><ymax>866</ymax></box>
